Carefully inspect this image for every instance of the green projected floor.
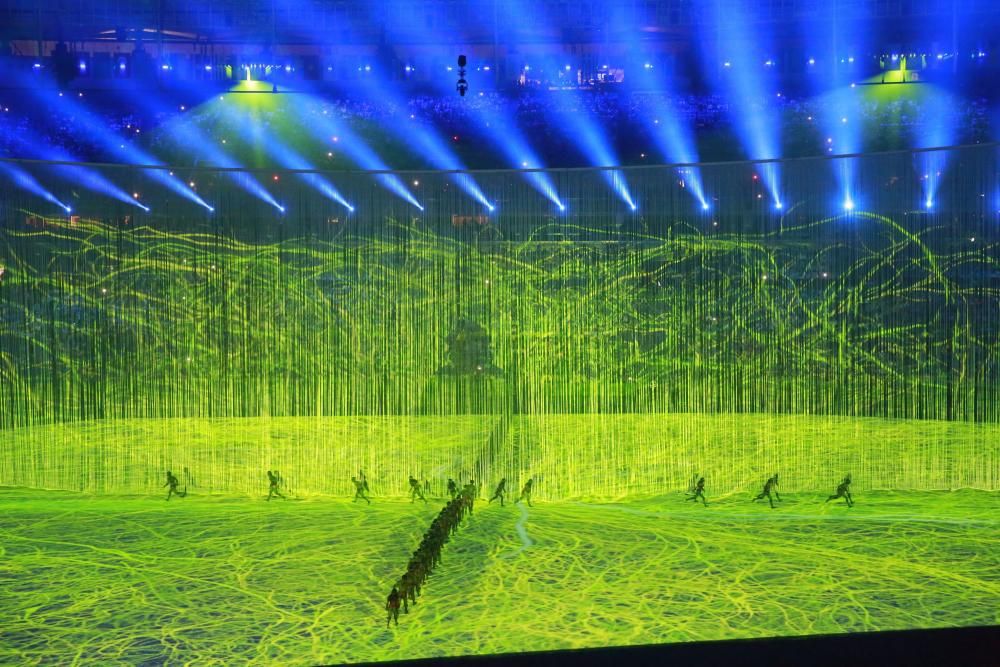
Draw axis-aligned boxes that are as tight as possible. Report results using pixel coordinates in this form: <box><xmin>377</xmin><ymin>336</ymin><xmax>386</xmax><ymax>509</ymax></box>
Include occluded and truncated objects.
<box><xmin>1</xmin><ymin>489</ymin><xmax>997</xmax><ymax>665</ymax></box>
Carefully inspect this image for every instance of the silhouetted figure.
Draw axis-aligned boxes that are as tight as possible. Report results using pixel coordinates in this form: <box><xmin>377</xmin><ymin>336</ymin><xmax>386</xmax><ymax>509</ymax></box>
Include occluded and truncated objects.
<box><xmin>352</xmin><ymin>476</ymin><xmax>371</xmax><ymax>504</ymax></box>
<box><xmin>688</xmin><ymin>473</ymin><xmax>700</xmax><ymax>494</ymax></box>
<box><xmin>359</xmin><ymin>470</ymin><xmax>370</xmax><ymax>494</ymax></box>
<box><xmin>753</xmin><ymin>473</ymin><xmax>781</xmax><ymax>509</ymax></box>
<box><xmin>447</xmin><ymin>478</ymin><xmax>458</xmax><ymax>499</ymax></box>
<box><xmin>163</xmin><ymin>470</ymin><xmax>186</xmax><ymax>500</ymax></box>
<box><xmin>267</xmin><ymin>470</ymin><xmax>285</xmax><ymax>501</ymax></box>
<box><xmin>439</xmin><ymin>317</ymin><xmax>502</xmax><ymax>375</ymax></box>
<box><xmin>424</xmin><ymin>479</ymin><xmax>431</xmax><ymax>496</ymax></box>
<box><xmin>386</xmin><ymin>587</ymin><xmax>401</xmax><ymax>627</ymax></box>
<box><xmin>409</xmin><ymin>475</ymin><xmax>427</xmax><ymax>503</ymax></box>
<box><xmin>826</xmin><ymin>474</ymin><xmax>854</xmax><ymax>507</ymax></box>
<box><xmin>687</xmin><ymin>476</ymin><xmax>707</xmax><ymax>506</ymax></box>
<box><xmin>183</xmin><ymin>467</ymin><xmax>195</xmax><ymax>488</ymax></box>
<box><xmin>489</xmin><ymin>478</ymin><xmax>507</xmax><ymax>506</ymax></box>
<box><xmin>515</xmin><ymin>478</ymin><xmax>534</xmax><ymax>507</ymax></box>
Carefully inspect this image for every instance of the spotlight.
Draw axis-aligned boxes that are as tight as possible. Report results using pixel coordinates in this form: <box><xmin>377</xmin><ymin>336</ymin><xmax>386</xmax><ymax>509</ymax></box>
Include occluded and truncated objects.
<box><xmin>347</xmin><ymin>204</ymin><xmax>356</xmax><ymax>213</ymax></box>
<box><xmin>277</xmin><ymin>205</ymin><xmax>286</xmax><ymax>214</ymax></box>
<box><xmin>701</xmin><ymin>202</ymin><xmax>710</xmax><ymax>211</ymax></box>
<box><xmin>630</xmin><ymin>203</ymin><xmax>637</xmax><ymax>212</ymax></box>
<box><xmin>558</xmin><ymin>203</ymin><xmax>566</xmax><ymax>212</ymax></box>
<box><xmin>925</xmin><ymin>199</ymin><xmax>933</xmax><ymax>209</ymax></box>
<box><xmin>207</xmin><ymin>206</ymin><xmax>215</xmax><ymax>213</ymax></box>
<box><xmin>64</xmin><ymin>206</ymin><xmax>72</xmax><ymax>214</ymax></box>
<box><xmin>487</xmin><ymin>204</ymin><xmax>495</xmax><ymax>212</ymax></box>
<box><xmin>843</xmin><ymin>198</ymin><xmax>855</xmax><ymax>211</ymax></box>
<box><xmin>775</xmin><ymin>201</ymin><xmax>783</xmax><ymax>210</ymax></box>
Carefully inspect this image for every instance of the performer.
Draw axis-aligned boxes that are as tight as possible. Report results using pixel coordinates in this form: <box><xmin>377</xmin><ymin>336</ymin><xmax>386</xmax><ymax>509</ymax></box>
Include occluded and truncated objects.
<box><xmin>753</xmin><ymin>473</ymin><xmax>781</xmax><ymax>509</ymax></box>
<box><xmin>352</xmin><ymin>476</ymin><xmax>371</xmax><ymax>504</ymax></box>
<box><xmin>826</xmin><ymin>474</ymin><xmax>854</xmax><ymax>507</ymax></box>
<box><xmin>489</xmin><ymin>478</ymin><xmax>507</xmax><ymax>506</ymax></box>
<box><xmin>409</xmin><ymin>475</ymin><xmax>427</xmax><ymax>503</ymax></box>
<box><xmin>163</xmin><ymin>470</ymin><xmax>187</xmax><ymax>501</ymax></box>
<box><xmin>515</xmin><ymin>477</ymin><xmax>534</xmax><ymax>507</ymax></box>
<box><xmin>686</xmin><ymin>476</ymin><xmax>707</xmax><ymax>506</ymax></box>
<box><xmin>266</xmin><ymin>470</ymin><xmax>285</xmax><ymax>501</ymax></box>
<box><xmin>386</xmin><ymin>587</ymin><xmax>401</xmax><ymax>627</ymax></box>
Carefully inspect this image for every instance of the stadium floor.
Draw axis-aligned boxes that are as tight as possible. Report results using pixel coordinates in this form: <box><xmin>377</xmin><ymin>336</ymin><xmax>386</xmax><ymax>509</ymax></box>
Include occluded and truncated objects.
<box><xmin>1</xmin><ymin>488</ymin><xmax>997</xmax><ymax>665</ymax></box>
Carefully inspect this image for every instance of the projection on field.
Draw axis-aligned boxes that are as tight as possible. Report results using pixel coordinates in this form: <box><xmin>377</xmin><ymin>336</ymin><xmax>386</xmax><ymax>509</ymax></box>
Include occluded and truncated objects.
<box><xmin>1</xmin><ymin>148</ymin><xmax>999</xmax><ymax>665</ymax></box>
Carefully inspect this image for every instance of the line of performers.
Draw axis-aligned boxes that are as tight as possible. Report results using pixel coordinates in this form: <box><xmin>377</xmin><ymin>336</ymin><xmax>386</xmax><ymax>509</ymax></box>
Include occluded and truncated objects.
<box><xmin>385</xmin><ymin>480</ymin><xmax>478</xmax><ymax>627</ymax></box>
<box><xmin>164</xmin><ymin>468</ymin><xmax>852</xmax><ymax>509</ymax></box>
<box><xmin>687</xmin><ymin>473</ymin><xmax>855</xmax><ymax>508</ymax></box>
<box><xmin>352</xmin><ymin>472</ymin><xmax>535</xmax><ymax>508</ymax></box>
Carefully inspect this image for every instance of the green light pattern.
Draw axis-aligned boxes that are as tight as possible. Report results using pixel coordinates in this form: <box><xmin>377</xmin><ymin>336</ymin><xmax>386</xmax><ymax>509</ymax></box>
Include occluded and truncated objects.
<box><xmin>1</xmin><ymin>489</ymin><xmax>997</xmax><ymax>665</ymax></box>
<box><xmin>1</xmin><ymin>198</ymin><xmax>998</xmax><ymax>495</ymax></box>
<box><xmin>1</xmin><ymin>148</ymin><xmax>998</xmax><ymax>663</ymax></box>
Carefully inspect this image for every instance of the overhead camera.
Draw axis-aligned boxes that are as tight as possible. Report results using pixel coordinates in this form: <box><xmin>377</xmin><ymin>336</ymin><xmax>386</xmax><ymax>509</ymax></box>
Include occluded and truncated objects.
<box><xmin>456</xmin><ymin>54</ymin><xmax>468</xmax><ymax>97</ymax></box>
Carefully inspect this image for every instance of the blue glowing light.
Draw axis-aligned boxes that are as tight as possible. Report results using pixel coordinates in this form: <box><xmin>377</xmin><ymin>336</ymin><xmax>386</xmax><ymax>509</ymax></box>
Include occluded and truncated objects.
<box><xmin>843</xmin><ymin>198</ymin><xmax>855</xmax><ymax>211</ymax></box>
<box><xmin>21</xmin><ymin>85</ymin><xmax>213</xmax><ymax>211</ymax></box>
<box><xmin>0</xmin><ymin>161</ymin><xmax>72</xmax><ymax>212</ymax></box>
<box><xmin>298</xmin><ymin>98</ymin><xmax>422</xmax><ymax>210</ymax></box>
<box><xmin>698</xmin><ymin>3</ymin><xmax>781</xmax><ymax>207</ymax></box>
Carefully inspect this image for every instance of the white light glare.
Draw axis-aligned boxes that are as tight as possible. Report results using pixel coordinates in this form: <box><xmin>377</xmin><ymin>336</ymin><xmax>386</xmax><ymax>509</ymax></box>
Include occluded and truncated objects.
<box><xmin>843</xmin><ymin>198</ymin><xmax>855</xmax><ymax>211</ymax></box>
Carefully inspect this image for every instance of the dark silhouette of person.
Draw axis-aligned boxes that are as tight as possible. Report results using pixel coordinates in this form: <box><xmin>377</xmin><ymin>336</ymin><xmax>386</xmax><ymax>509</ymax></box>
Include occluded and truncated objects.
<box><xmin>688</xmin><ymin>473</ymin><xmax>700</xmax><ymax>494</ymax></box>
<box><xmin>753</xmin><ymin>473</ymin><xmax>781</xmax><ymax>508</ymax></box>
<box><xmin>515</xmin><ymin>478</ymin><xmax>533</xmax><ymax>507</ymax></box>
<box><xmin>826</xmin><ymin>474</ymin><xmax>854</xmax><ymax>507</ymax></box>
<box><xmin>687</xmin><ymin>476</ymin><xmax>707</xmax><ymax>506</ymax></box>
<box><xmin>163</xmin><ymin>470</ymin><xmax>186</xmax><ymax>500</ymax></box>
<box><xmin>267</xmin><ymin>470</ymin><xmax>285</xmax><ymax>501</ymax></box>
<box><xmin>359</xmin><ymin>470</ymin><xmax>370</xmax><ymax>494</ymax></box>
<box><xmin>489</xmin><ymin>478</ymin><xmax>507</xmax><ymax>506</ymax></box>
<box><xmin>423</xmin><ymin>479</ymin><xmax>431</xmax><ymax>496</ymax></box>
<box><xmin>386</xmin><ymin>587</ymin><xmax>401</xmax><ymax>627</ymax></box>
<box><xmin>409</xmin><ymin>475</ymin><xmax>427</xmax><ymax>503</ymax></box>
<box><xmin>447</xmin><ymin>478</ymin><xmax>458</xmax><ymax>499</ymax></box>
<box><xmin>352</xmin><ymin>476</ymin><xmax>371</xmax><ymax>504</ymax></box>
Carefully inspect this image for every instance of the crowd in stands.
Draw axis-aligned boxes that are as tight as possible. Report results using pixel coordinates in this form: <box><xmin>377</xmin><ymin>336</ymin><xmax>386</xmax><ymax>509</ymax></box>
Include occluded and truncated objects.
<box><xmin>0</xmin><ymin>88</ymin><xmax>994</xmax><ymax>168</ymax></box>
